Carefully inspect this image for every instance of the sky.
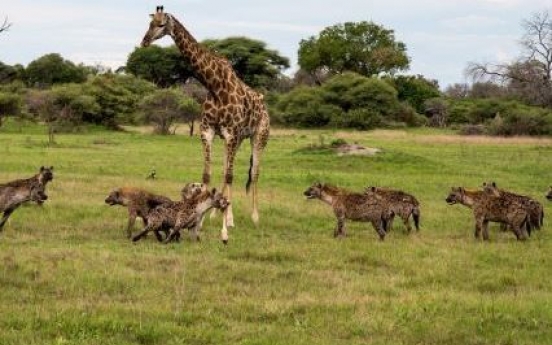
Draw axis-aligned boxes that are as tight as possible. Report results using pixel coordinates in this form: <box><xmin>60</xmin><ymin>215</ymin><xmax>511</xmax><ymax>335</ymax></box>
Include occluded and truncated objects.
<box><xmin>0</xmin><ymin>0</ymin><xmax>550</xmax><ymax>88</ymax></box>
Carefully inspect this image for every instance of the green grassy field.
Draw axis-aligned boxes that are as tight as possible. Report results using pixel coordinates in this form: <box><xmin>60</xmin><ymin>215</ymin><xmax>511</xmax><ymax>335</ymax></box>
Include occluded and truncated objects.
<box><xmin>1</xmin><ymin>121</ymin><xmax>551</xmax><ymax>345</ymax></box>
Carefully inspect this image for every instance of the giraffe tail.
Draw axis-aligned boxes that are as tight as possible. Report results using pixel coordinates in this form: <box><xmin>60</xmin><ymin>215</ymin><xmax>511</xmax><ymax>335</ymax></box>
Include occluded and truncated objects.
<box><xmin>246</xmin><ymin>154</ymin><xmax>253</xmax><ymax>194</ymax></box>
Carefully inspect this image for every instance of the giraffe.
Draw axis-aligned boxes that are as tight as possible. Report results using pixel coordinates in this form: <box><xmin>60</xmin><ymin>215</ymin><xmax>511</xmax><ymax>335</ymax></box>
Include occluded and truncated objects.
<box><xmin>140</xmin><ymin>6</ymin><xmax>270</xmax><ymax>244</ymax></box>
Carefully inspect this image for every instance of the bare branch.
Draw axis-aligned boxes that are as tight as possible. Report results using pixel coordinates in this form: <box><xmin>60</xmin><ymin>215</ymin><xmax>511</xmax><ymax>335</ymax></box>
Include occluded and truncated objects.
<box><xmin>0</xmin><ymin>16</ymin><xmax>12</xmax><ymax>34</ymax></box>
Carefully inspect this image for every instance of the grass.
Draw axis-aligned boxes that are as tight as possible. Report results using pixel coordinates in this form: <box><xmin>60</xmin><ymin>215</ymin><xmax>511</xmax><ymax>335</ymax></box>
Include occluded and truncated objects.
<box><xmin>1</xmin><ymin>120</ymin><xmax>552</xmax><ymax>344</ymax></box>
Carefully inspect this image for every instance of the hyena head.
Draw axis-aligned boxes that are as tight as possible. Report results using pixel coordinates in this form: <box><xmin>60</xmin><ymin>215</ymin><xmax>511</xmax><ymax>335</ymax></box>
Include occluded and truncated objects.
<box><xmin>445</xmin><ymin>187</ymin><xmax>465</xmax><ymax>205</ymax></box>
<box><xmin>30</xmin><ymin>182</ymin><xmax>48</xmax><ymax>205</ymax></box>
<box><xmin>482</xmin><ymin>181</ymin><xmax>501</xmax><ymax>197</ymax></box>
<box><xmin>209</xmin><ymin>188</ymin><xmax>230</xmax><ymax>211</ymax></box>
<box><xmin>546</xmin><ymin>186</ymin><xmax>552</xmax><ymax>201</ymax></box>
<box><xmin>303</xmin><ymin>182</ymin><xmax>324</xmax><ymax>200</ymax></box>
<box><xmin>105</xmin><ymin>189</ymin><xmax>124</xmax><ymax>206</ymax></box>
<box><xmin>181</xmin><ymin>182</ymin><xmax>207</xmax><ymax>200</ymax></box>
<box><xmin>39</xmin><ymin>166</ymin><xmax>54</xmax><ymax>184</ymax></box>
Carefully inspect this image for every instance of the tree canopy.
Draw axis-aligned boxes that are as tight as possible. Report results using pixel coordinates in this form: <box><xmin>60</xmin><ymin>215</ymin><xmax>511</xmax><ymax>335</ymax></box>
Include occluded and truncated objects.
<box><xmin>126</xmin><ymin>45</ymin><xmax>194</xmax><ymax>88</ymax></box>
<box><xmin>202</xmin><ymin>36</ymin><xmax>290</xmax><ymax>90</ymax></box>
<box><xmin>24</xmin><ymin>53</ymin><xmax>91</xmax><ymax>86</ymax></box>
<box><xmin>298</xmin><ymin>21</ymin><xmax>410</xmax><ymax>80</ymax></box>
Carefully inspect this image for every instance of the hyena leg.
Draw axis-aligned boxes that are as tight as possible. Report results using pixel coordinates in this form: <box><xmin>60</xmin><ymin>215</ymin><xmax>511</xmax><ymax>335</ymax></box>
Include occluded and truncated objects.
<box><xmin>163</xmin><ymin>228</ymin><xmax>181</xmax><ymax>244</ymax></box>
<box><xmin>512</xmin><ymin>220</ymin><xmax>528</xmax><ymax>241</ymax></box>
<box><xmin>474</xmin><ymin>219</ymin><xmax>483</xmax><ymax>239</ymax></box>
<box><xmin>372</xmin><ymin>219</ymin><xmax>386</xmax><ymax>240</ymax></box>
<box><xmin>125</xmin><ymin>210</ymin><xmax>138</xmax><ymax>238</ymax></box>
<box><xmin>335</xmin><ymin>215</ymin><xmax>346</xmax><ymax>237</ymax></box>
<box><xmin>402</xmin><ymin>215</ymin><xmax>412</xmax><ymax>233</ymax></box>
<box><xmin>153</xmin><ymin>229</ymin><xmax>165</xmax><ymax>242</ymax></box>
<box><xmin>482</xmin><ymin>220</ymin><xmax>490</xmax><ymax>241</ymax></box>
<box><xmin>0</xmin><ymin>208</ymin><xmax>16</xmax><ymax>231</ymax></box>
<box><xmin>132</xmin><ymin>223</ymin><xmax>158</xmax><ymax>242</ymax></box>
<box><xmin>189</xmin><ymin>223</ymin><xmax>202</xmax><ymax>242</ymax></box>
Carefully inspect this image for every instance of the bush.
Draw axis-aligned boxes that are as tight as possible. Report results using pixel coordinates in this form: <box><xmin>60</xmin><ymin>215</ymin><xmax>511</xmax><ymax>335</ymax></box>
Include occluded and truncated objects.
<box><xmin>332</xmin><ymin>108</ymin><xmax>383</xmax><ymax>130</ymax></box>
<box><xmin>486</xmin><ymin>108</ymin><xmax>552</xmax><ymax>136</ymax></box>
<box><xmin>0</xmin><ymin>91</ymin><xmax>22</xmax><ymax>127</ymax></box>
<box><xmin>277</xmin><ymin>86</ymin><xmax>340</xmax><ymax>127</ymax></box>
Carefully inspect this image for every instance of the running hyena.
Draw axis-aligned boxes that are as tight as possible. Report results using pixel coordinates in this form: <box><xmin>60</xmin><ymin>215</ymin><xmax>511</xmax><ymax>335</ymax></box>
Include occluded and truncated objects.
<box><xmin>0</xmin><ymin>178</ymin><xmax>48</xmax><ymax>232</ymax></box>
<box><xmin>364</xmin><ymin>186</ymin><xmax>420</xmax><ymax>233</ymax></box>
<box><xmin>445</xmin><ymin>187</ymin><xmax>530</xmax><ymax>241</ymax></box>
<box><xmin>131</xmin><ymin>188</ymin><xmax>229</xmax><ymax>243</ymax></box>
<box><xmin>105</xmin><ymin>187</ymin><xmax>173</xmax><ymax>240</ymax></box>
<box><xmin>303</xmin><ymin>182</ymin><xmax>392</xmax><ymax>240</ymax></box>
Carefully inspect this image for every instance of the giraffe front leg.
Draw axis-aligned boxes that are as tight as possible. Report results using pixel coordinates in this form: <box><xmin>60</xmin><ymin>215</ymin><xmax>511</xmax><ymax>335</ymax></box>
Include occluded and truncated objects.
<box><xmin>201</xmin><ymin>127</ymin><xmax>214</xmax><ymax>186</ymax></box>
<box><xmin>248</xmin><ymin>130</ymin><xmax>267</xmax><ymax>226</ymax></box>
<box><xmin>222</xmin><ymin>137</ymin><xmax>239</xmax><ymax>230</ymax></box>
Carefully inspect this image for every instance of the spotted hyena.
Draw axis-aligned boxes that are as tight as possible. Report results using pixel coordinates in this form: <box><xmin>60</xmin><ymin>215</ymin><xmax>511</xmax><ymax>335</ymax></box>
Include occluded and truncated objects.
<box><xmin>131</xmin><ymin>188</ymin><xmax>229</xmax><ymax>243</ymax></box>
<box><xmin>445</xmin><ymin>187</ymin><xmax>530</xmax><ymax>241</ymax></box>
<box><xmin>0</xmin><ymin>178</ymin><xmax>48</xmax><ymax>232</ymax></box>
<box><xmin>483</xmin><ymin>182</ymin><xmax>543</xmax><ymax>231</ymax></box>
<box><xmin>303</xmin><ymin>182</ymin><xmax>392</xmax><ymax>240</ymax></box>
<box><xmin>547</xmin><ymin>186</ymin><xmax>552</xmax><ymax>201</ymax></box>
<box><xmin>364</xmin><ymin>186</ymin><xmax>420</xmax><ymax>233</ymax></box>
<box><xmin>105</xmin><ymin>187</ymin><xmax>173</xmax><ymax>240</ymax></box>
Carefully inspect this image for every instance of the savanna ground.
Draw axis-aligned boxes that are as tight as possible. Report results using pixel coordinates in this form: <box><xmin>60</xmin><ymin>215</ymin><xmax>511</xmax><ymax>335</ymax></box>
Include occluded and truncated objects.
<box><xmin>1</xmin><ymin>120</ymin><xmax>551</xmax><ymax>345</ymax></box>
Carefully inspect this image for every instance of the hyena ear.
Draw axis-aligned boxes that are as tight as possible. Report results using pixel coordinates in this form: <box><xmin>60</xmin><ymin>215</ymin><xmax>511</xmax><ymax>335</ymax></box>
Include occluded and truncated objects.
<box><xmin>371</xmin><ymin>186</ymin><xmax>377</xmax><ymax>192</ymax></box>
<box><xmin>211</xmin><ymin>188</ymin><xmax>217</xmax><ymax>195</ymax></box>
<box><xmin>40</xmin><ymin>166</ymin><xmax>45</xmax><ymax>172</ymax></box>
<box><xmin>49</xmin><ymin>166</ymin><xmax>54</xmax><ymax>171</ymax></box>
<box><xmin>491</xmin><ymin>181</ymin><xmax>497</xmax><ymax>187</ymax></box>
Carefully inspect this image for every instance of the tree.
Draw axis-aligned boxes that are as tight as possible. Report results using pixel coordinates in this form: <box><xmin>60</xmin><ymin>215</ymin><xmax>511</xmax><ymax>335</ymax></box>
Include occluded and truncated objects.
<box><xmin>466</xmin><ymin>10</ymin><xmax>552</xmax><ymax>107</ymax></box>
<box><xmin>24</xmin><ymin>87</ymin><xmax>100</xmax><ymax>144</ymax></box>
<box><xmin>298</xmin><ymin>21</ymin><xmax>410</xmax><ymax>81</ymax></box>
<box><xmin>0</xmin><ymin>16</ymin><xmax>11</xmax><ymax>34</ymax></box>
<box><xmin>386</xmin><ymin>75</ymin><xmax>441</xmax><ymax>113</ymax></box>
<box><xmin>24</xmin><ymin>53</ymin><xmax>89</xmax><ymax>86</ymax></box>
<box><xmin>0</xmin><ymin>92</ymin><xmax>22</xmax><ymax>127</ymax></box>
<box><xmin>202</xmin><ymin>37</ymin><xmax>290</xmax><ymax>90</ymax></box>
<box><xmin>126</xmin><ymin>45</ymin><xmax>194</xmax><ymax>87</ymax></box>
<box><xmin>83</xmin><ymin>74</ymin><xmax>151</xmax><ymax>128</ymax></box>
<box><xmin>0</xmin><ymin>61</ymin><xmax>18</xmax><ymax>83</ymax></box>
<box><xmin>139</xmin><ymin>88</ymin><xmax>200</xmax><ymax>135</ymax></box>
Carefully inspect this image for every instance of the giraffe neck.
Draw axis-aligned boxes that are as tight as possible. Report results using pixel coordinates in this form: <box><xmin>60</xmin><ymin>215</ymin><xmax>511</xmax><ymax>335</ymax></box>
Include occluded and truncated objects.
<box><xmin>168</xmin><ymin>14</ymin><xmax>238</xmax><ymax>98</ymax></box>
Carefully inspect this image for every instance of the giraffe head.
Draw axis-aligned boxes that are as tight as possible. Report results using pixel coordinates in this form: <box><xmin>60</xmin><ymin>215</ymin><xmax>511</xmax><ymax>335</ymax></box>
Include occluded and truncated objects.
<box><xmin>141</xmin><ymin>6</ymin><xmax>172</xmax><ymax>47</ymax></box>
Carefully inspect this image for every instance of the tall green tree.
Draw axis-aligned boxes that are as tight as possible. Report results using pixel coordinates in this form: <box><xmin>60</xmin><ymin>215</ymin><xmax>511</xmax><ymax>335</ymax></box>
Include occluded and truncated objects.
<box><xmin>202</xmin><ymin>37</ymin><xmax>290</xmax><ymax>89</ymax></box>
<box><xmin>386</xmin><ymin>75</ymin><xmax>441</xmax><ymax>113</ymax></box>
<box><xmin>126</xmin><ymin>45</ymin><xmax>193</xmax><ymax>87</ymax></box>
<box><xmin>0</xmin><ymin>92</ymin><xmax>22</xmax><ymax>127</ymax></box>
<box><xmin>139</xmin><ymin>88</ymin><xmax>200</xmax><ymax>135</ymax></box>
<box><xmin>24</xmin><ymin>53</ymin><xmax>90</xmax><ymax>86</ymax></box>
<box><xmin>298</xmin><ymin>21</ymin><xmax>410</xmax><ymax>81</ymax></box>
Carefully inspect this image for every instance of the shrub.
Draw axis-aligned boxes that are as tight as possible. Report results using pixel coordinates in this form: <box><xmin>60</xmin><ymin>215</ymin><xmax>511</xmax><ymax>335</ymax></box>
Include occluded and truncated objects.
<box><xmin>332</xmin><ymin>108</ymin><xmax>383</xmax><ymax>130</ymax></box>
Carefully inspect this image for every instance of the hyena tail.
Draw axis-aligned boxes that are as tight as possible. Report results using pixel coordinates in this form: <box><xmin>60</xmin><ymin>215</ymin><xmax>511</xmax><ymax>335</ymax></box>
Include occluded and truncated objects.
<box><xmin>246</xmin><ymin>154</ymin><xmax>253</xmax><ymax>194</ymax></box>
<box><xmin>412</xmin><ymin>207</ymin><xmax>421</xmax><ymax>231</ymax></box>
<box><xmin>540</xmin><ymin>210</ymin><xmax>544</xmax><ymax>228</ymax></box>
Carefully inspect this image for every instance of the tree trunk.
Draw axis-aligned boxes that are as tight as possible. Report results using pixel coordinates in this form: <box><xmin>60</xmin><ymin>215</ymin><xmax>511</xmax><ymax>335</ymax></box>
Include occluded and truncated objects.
<box><xmin>189</xmin><ymin>120</ymin><xmax>194</xmax><ymax>136</ymax></box>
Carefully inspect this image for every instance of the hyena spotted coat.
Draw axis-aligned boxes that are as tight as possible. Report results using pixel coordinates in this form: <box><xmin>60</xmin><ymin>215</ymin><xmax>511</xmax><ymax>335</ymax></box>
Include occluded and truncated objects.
<box><xmin>0</xmin><ymin>178</ymin><xmax>48</xmax><ymax>232</ymax></box>
<box><xmin>483</xmin><ymin>182</ymin><xmax>544</xmax><ymax>231</ymax></box>
<box><xmin>445</xmin><ymin>187</ymin><xmax>530</xmax><ymax>241</ymax></box>
<box><xmin>303</xmin><ymin>182</ymin><xmax>392</xmax><ymax>240</ymax></box>
<box><xmin>131</xmin><ymin>188</ymin><xmax>229</xmax><ymax>243</ymax></box>
<box><xmin>105</xmin><ymin>187</ymin><xmax>173</xmax><ymax>240</ymax></box>
<box><xmin>364</xmin><ymin>186</ymin><xmax>420</xmax><ymax>233</ymax></box>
